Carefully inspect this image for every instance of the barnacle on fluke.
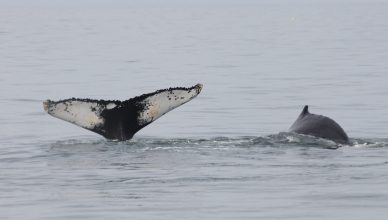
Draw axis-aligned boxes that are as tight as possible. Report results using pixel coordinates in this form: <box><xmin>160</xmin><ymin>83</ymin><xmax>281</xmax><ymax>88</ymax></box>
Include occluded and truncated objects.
<box><xmin>44</xmin><ymin>84</ymin><xmax>203</xmax><ymax>141</ymax></box>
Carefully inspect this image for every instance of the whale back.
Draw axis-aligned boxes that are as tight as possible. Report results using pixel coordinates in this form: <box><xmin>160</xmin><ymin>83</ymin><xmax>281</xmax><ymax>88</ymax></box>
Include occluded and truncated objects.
<box><xmin>289</xmin><ymin>106</ymin><xmax>349</xmax><ymax>144</ymax></box>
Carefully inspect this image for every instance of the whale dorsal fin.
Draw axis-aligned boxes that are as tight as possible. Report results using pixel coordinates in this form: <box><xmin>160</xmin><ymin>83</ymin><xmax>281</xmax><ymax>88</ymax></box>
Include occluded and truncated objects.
<box><xmin>301</xmin><ymin>105</ymin><xmax>309</xmax><ymax>116</ymax></box>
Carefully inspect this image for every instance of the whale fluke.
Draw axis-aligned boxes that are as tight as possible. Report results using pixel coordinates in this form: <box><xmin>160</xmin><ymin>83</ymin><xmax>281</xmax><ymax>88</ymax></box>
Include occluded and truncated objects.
<box><xmin>289</xmin><ymin>105</ymin><xmax>349</xmax><ymax>144</ymax></box>
<box><xmin>44</xmin><ymin>84</ymin><xmax>203</xmax><ymax>141</ymax></box>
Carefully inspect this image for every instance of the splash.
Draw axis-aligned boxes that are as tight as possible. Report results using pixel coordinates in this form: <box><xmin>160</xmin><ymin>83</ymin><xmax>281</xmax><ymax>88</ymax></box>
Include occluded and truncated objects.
<box><xmin>44</xmin><ymin>133</ymin><xmax>388</xmax><ymax>151</ymax></box>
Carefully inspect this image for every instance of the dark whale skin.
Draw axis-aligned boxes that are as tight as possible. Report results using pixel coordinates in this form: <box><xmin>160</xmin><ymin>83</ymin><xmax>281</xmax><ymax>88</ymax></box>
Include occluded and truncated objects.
<box><xmin>289</xmin><ymin>106</ymin><xmax>349</xmax><ymax>144</ymax></box>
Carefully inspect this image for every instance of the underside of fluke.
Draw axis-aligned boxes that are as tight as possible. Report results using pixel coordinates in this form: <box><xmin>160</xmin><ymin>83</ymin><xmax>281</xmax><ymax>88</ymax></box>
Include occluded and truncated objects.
<box><xmin>43</xmin><ymin>83</ymin><xmax>203</xmax><ymax>141</ymax></box>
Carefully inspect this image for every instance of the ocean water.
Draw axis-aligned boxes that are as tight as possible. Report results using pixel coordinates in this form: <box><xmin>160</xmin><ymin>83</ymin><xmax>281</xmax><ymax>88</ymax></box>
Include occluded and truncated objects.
<box><xmin>1</xmin><ymin>0</ymin><xmax>388</xmax><ymax>219</ymax></box>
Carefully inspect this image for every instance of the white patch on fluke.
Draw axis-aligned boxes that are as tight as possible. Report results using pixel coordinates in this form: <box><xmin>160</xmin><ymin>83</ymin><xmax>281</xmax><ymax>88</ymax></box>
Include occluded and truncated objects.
<box><xmin>138</xmin><ymin>87</ymin><xmax>200</xmax><ymax>125</ymax></box>
<box><xmin>106</xmin><ymin>103</ymin><xmax>117</xmax><ymax>109</ymax></box>
<box><xmin>45</xmin><ymin>100</ymin><xmax>105</xmax><ymax>129</ymax></box>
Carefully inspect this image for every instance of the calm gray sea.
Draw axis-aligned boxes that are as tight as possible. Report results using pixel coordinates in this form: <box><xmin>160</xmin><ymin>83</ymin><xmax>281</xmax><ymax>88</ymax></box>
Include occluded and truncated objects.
<box><xmin>1</xmin><ymin>0</ymin><xmax>388</xmax><ymax>219</ymax></box>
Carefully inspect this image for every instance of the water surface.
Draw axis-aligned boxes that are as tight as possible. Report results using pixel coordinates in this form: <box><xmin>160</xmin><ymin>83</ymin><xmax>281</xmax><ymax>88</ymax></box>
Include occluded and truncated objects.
<box><xmin>1</xmin><ymin>0</ymin><xmax>388</xmax><ymax>219</ymax></box>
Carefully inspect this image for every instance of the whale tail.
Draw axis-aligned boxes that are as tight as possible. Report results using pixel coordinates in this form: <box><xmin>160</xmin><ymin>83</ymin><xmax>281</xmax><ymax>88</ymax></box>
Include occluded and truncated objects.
<box><xmin>44</xmin><ymin>84</ymin><xmax>203</xmax><ymax>140</ymax></box>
